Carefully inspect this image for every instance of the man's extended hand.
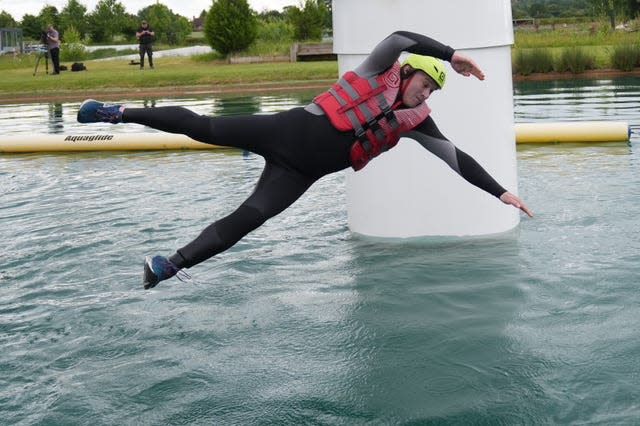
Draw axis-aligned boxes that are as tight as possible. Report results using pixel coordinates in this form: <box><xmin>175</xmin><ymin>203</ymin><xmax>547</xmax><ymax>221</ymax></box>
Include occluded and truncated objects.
<box><xmin>500</xmin><ymin>192</ymin><xmax>533</xmax><ymax>217</ymax></box>
<box><xmin>450</xmin><ymin>52</ymin><xmax>485</xmax><ymax>81</ymax></box>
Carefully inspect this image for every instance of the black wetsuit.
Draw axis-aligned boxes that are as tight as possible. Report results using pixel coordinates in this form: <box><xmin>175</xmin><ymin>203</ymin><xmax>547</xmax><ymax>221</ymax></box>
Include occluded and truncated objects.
<box><xmin>122</xmin><ymin>31</ymin><xmax>507</xmax><ymax>270</ymax></box>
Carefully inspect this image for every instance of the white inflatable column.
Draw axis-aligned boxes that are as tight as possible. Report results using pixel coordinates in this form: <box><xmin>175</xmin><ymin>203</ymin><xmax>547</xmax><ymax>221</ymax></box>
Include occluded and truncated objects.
<box><xmin>334</xmin><ymin>0</ymin><xmax>518</xmax><ymax>238</ymax></box>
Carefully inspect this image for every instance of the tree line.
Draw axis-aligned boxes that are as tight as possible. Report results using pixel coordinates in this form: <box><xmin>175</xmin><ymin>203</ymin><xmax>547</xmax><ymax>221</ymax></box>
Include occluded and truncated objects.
<box><xmin>513</xmin><ymin>0</ymin><xmax>640</xmax><ymax>25</ymax></box>
<box><xmin>3</xmin><ymin>0</ymin><xmax>638</xmax><ymax>46</ymax></box>
<box><xmin>0</xmin><ymin>0</ymin><xmax>330</xmax><ymax>55</ymax></box>
<box><xmin>0</xmin><ymin>0</ymin><xmax>191</xmax><ymax>45</ymax></box>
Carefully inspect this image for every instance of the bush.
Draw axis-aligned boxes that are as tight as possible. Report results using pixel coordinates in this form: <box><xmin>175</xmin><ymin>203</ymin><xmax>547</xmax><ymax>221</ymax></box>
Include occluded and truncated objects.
<box><xmin>204</xmin><ymin>0</ymin><xmax>257</xmax><ymax>56</ymax></box>
<box><xmin>513</xmin><ymin>48</ymin><xmax>554</xmax><ymax>75</ymax></box>
<box><xmin>257</xmin><ymin>18</ymin><xmax>293</xmax><ymax>43</ymax></box>
<box><xmin>61</xmin><ymin>43</ymin><xmax>87</xmax><ymax>62</ymax></box>
<box><xmin>287</xmin><ymin>0</ymin><xmax>328</xmax><ymax>41</ymax></box>
<box><xmin>60</xmin><ymin>26</ymin><xmax>87</xmax><ymax>62</ymax></box>
<box><xmin>611</xmin><ymin>43</ymin><xmax>640</xmax><ymax>71</ymax></box>
<box><xmin>556</xmin><ymin>46</ymin><xmax>595</xmax><ymax>73</ymax></box>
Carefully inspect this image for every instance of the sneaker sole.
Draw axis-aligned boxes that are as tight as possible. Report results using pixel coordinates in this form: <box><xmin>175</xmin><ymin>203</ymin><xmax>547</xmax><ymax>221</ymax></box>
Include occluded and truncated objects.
<box><xmin>143</xmin><ymin>256</ymin><xmax>159</xmax><ymax>289</ymax></box>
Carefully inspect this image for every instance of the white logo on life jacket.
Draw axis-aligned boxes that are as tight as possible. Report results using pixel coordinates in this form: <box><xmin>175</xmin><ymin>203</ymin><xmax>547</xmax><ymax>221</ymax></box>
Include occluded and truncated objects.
<box><xmin>382</xmin><ymin>66</ymin><xmax>401</xmax><ymax>88</ymax></box>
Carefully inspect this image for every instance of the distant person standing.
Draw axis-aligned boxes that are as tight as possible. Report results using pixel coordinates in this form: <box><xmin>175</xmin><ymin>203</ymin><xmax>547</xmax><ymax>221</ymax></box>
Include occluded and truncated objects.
<box><xmin>46</xmin><ymin>24</ymin><xmax>60</xmax><ymax>75</ymax></box>
<box><xmin>136</xmin><ymin>20</ymin><xmax>155</xmax><ymax>69</ymax></box>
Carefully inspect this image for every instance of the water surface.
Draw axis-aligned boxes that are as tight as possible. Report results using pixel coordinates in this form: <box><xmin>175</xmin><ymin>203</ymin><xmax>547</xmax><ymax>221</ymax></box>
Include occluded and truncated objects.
<box><xmin>1</xmin><ymin>78</ymin><xmax>640</xmax><ymax>424</ymax></box>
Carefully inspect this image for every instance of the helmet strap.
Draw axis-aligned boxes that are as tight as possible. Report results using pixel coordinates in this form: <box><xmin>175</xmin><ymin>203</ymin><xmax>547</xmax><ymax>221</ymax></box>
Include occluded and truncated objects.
<box><xmin>398</xmin><ymin>69</ymin><xmax>419</xmax><ymax>105</ymax></box>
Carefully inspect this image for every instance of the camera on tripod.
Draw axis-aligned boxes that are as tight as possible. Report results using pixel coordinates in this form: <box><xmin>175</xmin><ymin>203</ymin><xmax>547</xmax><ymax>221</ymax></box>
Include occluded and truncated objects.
<box><xmin>33</xmin><ymin>31</ymin><xmax>50</xmax><ymax>76</ymax></box>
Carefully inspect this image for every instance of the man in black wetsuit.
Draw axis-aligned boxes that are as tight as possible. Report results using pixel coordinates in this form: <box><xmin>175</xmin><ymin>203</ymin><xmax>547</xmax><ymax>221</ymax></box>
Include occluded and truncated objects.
<box><xmin>77</xmin><ymin>31</ymin><xmax>533</xmax><ymax>289</ymax></box>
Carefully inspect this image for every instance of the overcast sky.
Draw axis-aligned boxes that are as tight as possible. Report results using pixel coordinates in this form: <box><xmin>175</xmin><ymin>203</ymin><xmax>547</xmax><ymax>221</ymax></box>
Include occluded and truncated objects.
<box><xmin>0</xmin><ymin>0</ymin><xmax>298</xmax><ymax>21</ymax></box>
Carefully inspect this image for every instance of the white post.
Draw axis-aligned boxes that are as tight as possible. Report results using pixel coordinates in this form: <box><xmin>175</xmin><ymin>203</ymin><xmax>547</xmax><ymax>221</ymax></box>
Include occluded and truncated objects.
<box><xmin>334</xmin><ymin>0</ymin><xmax>519</xmax><ymax>238</ymax></box>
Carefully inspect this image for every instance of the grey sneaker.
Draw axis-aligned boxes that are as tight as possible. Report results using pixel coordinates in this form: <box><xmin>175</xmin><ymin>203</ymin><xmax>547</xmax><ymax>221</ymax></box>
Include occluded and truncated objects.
<box><xmin>143</xmin><ymin>255</ymin><xmax>190</xmax><ymax>289</ymax></box>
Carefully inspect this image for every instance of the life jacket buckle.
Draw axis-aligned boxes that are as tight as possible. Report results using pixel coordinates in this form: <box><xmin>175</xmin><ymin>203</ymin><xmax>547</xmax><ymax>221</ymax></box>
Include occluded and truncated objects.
<box><xmin>366</xmin><ymin>117</ymin><xmax>379</xmax><ymax>130</ymax></box>
<box><xmin>365</xmin><ymin>118</ymin><xmax>386</xmax><ymax>143</ymax></box>
<box><xmin>381</xmin><ymin>106</ymin><xmax>399</xmax><ymax>129</ymax></box>
<box><xmin>355</xmin><ymin>127</ymin><xmax>374</xmax><ymax>154</ymax></box>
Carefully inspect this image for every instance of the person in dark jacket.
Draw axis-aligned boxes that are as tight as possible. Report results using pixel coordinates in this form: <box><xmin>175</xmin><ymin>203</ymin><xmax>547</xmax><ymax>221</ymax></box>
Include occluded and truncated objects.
<box><xmin>136</xmin><ymin>20</ymin><xmax>155</xmax><ymax>69</ymax></box>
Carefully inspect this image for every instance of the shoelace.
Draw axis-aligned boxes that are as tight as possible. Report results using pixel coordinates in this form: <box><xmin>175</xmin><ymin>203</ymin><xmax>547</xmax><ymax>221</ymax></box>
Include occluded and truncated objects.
<box><xmin>96</xmin><ymin>105</ymin><xmax>122</xmax><ymax>123</ymax></box>
<box><xmin>175</xmin><ymin>269</ymin><xmax>191</xmax><ymax>283</ymax></box>
<box><xmin>153</xmin><ymin>257</ymin><xmax>191</xmax><ymax>284</ymax></box>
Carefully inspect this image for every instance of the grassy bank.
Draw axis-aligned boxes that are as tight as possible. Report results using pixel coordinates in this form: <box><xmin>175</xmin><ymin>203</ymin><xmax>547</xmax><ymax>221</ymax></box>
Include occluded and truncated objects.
<box><xmin>0</xmin><ymin>55</ymin><xmax>338</xmax><ymax>102</ymax></box>
<box><xmin>3</xmin><ymin>24</ymin><xmax>640</xmax><ymax>102</ymax></box>
<box><xmin>512</xmin><ymin>25</ymin><xmax>640</xmax><ymax>75</ymax></box>
<box><xmin>513</xmin><ymin>24</ymin><xmax>640</xmax><ymax>48</ymax></box>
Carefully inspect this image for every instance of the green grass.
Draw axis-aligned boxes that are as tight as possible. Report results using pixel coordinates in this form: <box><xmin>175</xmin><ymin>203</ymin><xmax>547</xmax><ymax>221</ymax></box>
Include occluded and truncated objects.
<box><xmin>513</xmin><ymin>45</ymin><xmax>610</xmax><ymax>74</ymax></box>
<box><xmin>611</xmin><ymin>43</ymin><xmax>640</xmax><ymax>71</ymax></box>
<box><xmin>556</xmin><ymin>46</ymin><xmax>596</xmax><ymax>73</ymax></box>
<box><xmin>244</xmin><ymin>39</ymin><xmax>292</xmax><ymax>56</ymax></box>
<box><xmin>513</xmin><ymin>22</ymin><xmax>640</xmax><ymax>48</ymax></box>
<box><xmin>513</xmin><ymin>48</ymin><xmax>555</xmax><ymax>75</ymax></box>
<box><xmin>3</xmin><ymin>23</ymin><xmax>640</xmax><ymax>100</ymax></box>
<box><xmin>512</xmin><ymin>21</ymin><xmax>640</xmax><ymax>73</ymax></box>
<box><xmin>0</xmin><ymin>55</ymin><xmax>338</xmax><ymax>99</ymax></box>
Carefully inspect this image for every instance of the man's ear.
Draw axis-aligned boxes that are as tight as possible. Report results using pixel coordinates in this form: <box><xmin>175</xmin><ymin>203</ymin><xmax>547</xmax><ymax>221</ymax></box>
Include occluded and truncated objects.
<box><xmin>400</xmin><ymin>64</ymin><xmax>414</xmax><ymax>78</ymax></box>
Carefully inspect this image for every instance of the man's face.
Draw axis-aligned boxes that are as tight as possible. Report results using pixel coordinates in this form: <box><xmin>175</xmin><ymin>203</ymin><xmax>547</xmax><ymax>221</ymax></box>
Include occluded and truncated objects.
<box><xmin>401</xmin><ymin>70</ymin><xmax>439</xmax><ymax>107</ymax></box>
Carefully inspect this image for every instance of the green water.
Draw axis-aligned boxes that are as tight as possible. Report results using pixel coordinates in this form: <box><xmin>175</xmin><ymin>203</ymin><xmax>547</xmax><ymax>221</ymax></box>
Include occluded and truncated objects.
<box><xmin>1</xmin><ymin>79</ymin><xmax>640</xmax><ymax>424</ymax></box>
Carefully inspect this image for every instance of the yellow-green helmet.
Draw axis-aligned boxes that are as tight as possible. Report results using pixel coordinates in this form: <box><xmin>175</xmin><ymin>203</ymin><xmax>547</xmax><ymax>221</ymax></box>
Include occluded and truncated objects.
<box><xmin>401</xmin><ymin>54</ymin><xmax>446</xmax><ymax>89</ymax></box>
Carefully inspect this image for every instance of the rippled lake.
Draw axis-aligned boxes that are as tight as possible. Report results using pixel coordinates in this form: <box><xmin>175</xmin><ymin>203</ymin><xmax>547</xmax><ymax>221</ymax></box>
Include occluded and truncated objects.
<box><xmin>1</xmin><ymin>77</ymin><xmax>640</xmax><ymax>424</ymax></box>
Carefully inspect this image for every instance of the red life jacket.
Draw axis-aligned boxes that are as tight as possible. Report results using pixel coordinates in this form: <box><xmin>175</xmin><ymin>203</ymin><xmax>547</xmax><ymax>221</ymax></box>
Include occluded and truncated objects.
<box><xmin>314</xmin><ymin>61</ymin><xmax>431</xmax><ymax>170</ymax></box>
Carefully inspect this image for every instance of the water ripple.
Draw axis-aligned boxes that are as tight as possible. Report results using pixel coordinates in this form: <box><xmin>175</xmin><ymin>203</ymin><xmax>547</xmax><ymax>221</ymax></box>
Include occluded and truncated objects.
<box><xmin>1</xmin><ymin>85</ymin><xmax>640</xmax><ymax>423</ymax></box>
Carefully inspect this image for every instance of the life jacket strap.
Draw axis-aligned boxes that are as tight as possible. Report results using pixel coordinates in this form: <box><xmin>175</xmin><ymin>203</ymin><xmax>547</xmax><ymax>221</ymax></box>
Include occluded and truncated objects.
<box><xmin>331</xmin><ymin>76</ymin><xmax>393</xmax><ymax>150</ymax></box>
<box><xmin>380</xmin><ymin>103</ymin><xmax>399</xmax><ymax>130</ymax></box>
<box><xmin>370</xmin><ymin>76</ymin><xmax>399</xmax><ymax>130</ymax></box>
<box><xmin>315</xmin><ymin>63</ymin><xmax>422</xmax><ymax>171</ymax></box>
<box><xmin>336</xmin><ymin>77</ymin><xmax>380</xmax><ymax>130</ymax></box>
<box><xmin>329</xmin><ymin>87</ymin><xmax>365</xmax><ymax>139</ymax></box>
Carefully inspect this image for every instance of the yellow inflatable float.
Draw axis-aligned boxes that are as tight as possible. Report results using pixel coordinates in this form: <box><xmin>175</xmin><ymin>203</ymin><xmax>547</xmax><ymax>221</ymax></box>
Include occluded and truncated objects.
<box><xmin>0</xmin><ymin>133</ymin><xmax>218</xmax><ymax>153</ymax></box>
<box><xmin>514</xmin><ymin>121</ymin><xmax>631</xmax><ymax>144</ymax></box>
<box><xmin>0</xmin><ymin>121</ymin><xmax>631</xmax><ymax>153</ymax></box>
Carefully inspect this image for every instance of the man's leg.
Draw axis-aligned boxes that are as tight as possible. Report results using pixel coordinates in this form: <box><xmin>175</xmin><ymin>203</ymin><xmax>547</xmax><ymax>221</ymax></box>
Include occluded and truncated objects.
<box><xmin>50</xmin><ymin>48</ymin><xmax>60</xmax><ymax>74</ymax></box>
<box><xmin>147</xmin><ymin>45</ymin><xmax>154</xmax><ymax>68</ymax></box>
<box><xmin>123</xmin><ymin>106</ymin><xmax>284</xmax><ymax>155</ymax></box>
<box><xmin>143</xmin><ymin>162</ymin><xmax>315</xmax><ymax>288</ymax></box>
<box><xmin>139</xmin><ymin>45</ymin><xmax>145</xmax><ymax>69</ymax></box>
<box><xmin>171</xmin><ymin>162</ymin><xmax>315</xmax><ymax>269</ymax></box>
<box><xmin>78</xmin><ymin>102</ymin><xmax>290</xmax><ymax>156</ymax></box>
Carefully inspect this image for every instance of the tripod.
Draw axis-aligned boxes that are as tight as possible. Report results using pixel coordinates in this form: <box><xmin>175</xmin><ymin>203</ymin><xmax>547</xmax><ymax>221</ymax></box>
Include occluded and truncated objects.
<box><xmin>33</xmin><ymin>48</ymin><xmax>49</xmax><ymax>76</ymax></box>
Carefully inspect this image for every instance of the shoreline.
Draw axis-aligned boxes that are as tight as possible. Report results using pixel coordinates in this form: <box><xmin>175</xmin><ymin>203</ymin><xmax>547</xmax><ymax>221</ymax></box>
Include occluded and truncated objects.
<box><xmin>0</xmin><ymin>80</ymin><xmax>334</xmax><ymax>104</ymax></box>
<box><xmin>512</xmin><ymin>68</ymin><xmax>640</xmax><ymax>81</ymax></box>
<box><xmin>2</xmin><ymin>69</ymin><xmax>640</xmax><ymax>104</ymax></box>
